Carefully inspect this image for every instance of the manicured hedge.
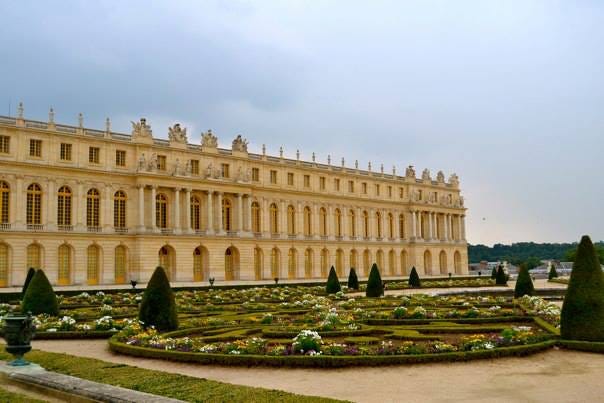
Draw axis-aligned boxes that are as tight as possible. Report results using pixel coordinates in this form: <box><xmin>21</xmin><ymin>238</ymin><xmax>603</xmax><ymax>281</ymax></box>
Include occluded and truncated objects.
<box><xmin>0</xmin><ymin>330</ymin><xmax>118</xmax><ymax>339</ymax></box>
<box><xmin>558</xmin><ymin>340</ymin><xmax>604</xmax><ymax>354</ymax></box>
<box><xmin>366</xmin><ymin>316</ymin><xmax>532</xmax><ymax>326</ymax></box>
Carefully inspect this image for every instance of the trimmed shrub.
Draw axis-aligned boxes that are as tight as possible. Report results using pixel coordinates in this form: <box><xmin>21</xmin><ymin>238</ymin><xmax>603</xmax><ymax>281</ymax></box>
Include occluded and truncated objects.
<box><xmin>22</xmin><ymin>267</ymin><xmax>37</xmax><ymax>296</ymax></box>
<box><xmin>548</xmin><ymin>264</ymin><xmax>559</xmax><ymax>280</ymax></box>
<box><xmin>366</xmin><ymin>263</ymin><xmax>384</xmax><ymax>297</ymax></box>
<box><xmin>139</xmin><ymin>266</ymin><xmax>178</xmax><ymax>331</ymax></box>
<box><xmin>347</xmin><ymin>268</ymin><xmax>359</xmax><ymax>290</ymax></box>
<box><xmin>408</xmin><ymin>267</ymin><xmax>421</xmax><ymax>288</ymax></box>
<box><xmin>514</xmin><ymin>264</ymin><xmax>534</xmax><ymax>298</ymax></box>
<box><xmin>491</xmin><ymin>266</ymin><xmax>497</xmax><ymax>279</ymax></box>
<box><xmin>21</xmin><ymin>270</ymin><xmax>59</xmax><ymax>316</ymax></box>
<box><xmin>495</xmin><ymin>265</ymin><xmax>507</xmax><ymax>285</ymax></box>
<box><xmin>561</xmin><ymin>236</ymin><xmax>604</xmax><ymax>341</ymax></box>
<box><xmin>325</xmin><ymin>266</ymin><xmax>341</xmax><ymax>294</ymax></box>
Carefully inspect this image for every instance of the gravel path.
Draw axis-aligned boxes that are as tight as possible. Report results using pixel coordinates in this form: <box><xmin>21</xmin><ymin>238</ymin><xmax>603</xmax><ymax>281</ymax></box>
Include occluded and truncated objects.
<box><xmin>33</xmin><ymin>339</ymin><xmax>603</xmax><ymax>403</ymax></box>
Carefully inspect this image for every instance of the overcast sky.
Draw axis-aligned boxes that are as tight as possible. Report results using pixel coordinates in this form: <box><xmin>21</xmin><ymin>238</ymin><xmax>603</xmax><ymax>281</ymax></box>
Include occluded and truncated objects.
<box><xmin>1</xmin><ymin>1</ymin><xmax>602</xmax><ymax>246</ymax></box>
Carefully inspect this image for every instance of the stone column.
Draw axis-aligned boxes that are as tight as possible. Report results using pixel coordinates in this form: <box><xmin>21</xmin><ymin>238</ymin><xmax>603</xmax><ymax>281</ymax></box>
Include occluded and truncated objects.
<box><xmin>216</xmin><ymin>192</ymin><xmax>224</xmax><ymax>234</ymax></box>
<box><xmin>393</xmin><ymin>210</ymin><xmax>400</xmax><ymax>240</ymax></box>
<box><xmin>448</xmin><ymin>214</ymin><xmax>453</xmax><ymax>240</ymax></box>
<box><xmin>14</xmin><ymin>175</ymin><xmax>23</xmax><ymax>229</ymax></box>
<box><xmin>236</xmin><ymin>193</ymin><xmax>243</xmax><ymax>232</ymax></box>
<box><xmin>137</xmin><ymin>185</ymin><xmax>145</xmax><ymax>232</ymax></box>
<box><xmin>184</xmin><ymin>188</ymin><xmax>192</xmax><ymax>233</ymax></box>
<box><xmin>262</xmin><ymin>198</ymin><xmax>269</xmax><ymax>235</ymax></box>
<box><xmin>296</xmin><ymin>201</ymin><xmax>303</xmax><ymax>238</ymax></box>
<box><xmin>174</xmin><ymin>188</ymin><xmax>181</xmax><ymax>234</ymax></box>
<box><xmin>327</xmin><ymin>205</ymin><xmax>334</xmax><ymax>240</ymax></box>
<box><xmin>461</xmin><ymin>215</ymin><xmax>466</xmax><ymax>241</ymax></box>
<box><xmin>103</xmin><ymin>184</ymin><xmax>112</xmax><ymax>231</ymax></box>
<box><xmin>75</xmin><ymin>181</ymin><xmax>84</xmax><ymax>231</ymax></box>
<box><xmin>206</xmin><ymin>191</ymin><xmax>214</xmax><ymax>234</ymax></box>
<box><xmin>280</xmin><ymin>199</ymin><xmax>286</xmax><ymax>236</ymax></box>
<box><xmin>46</xmin><ymin>179</ymin><xmax>56</xmax><ymax>230</ymax></box>
<box><xmin>444</xmin><ymin>213</ymin><xmax>449</xmax><ymax>241</ymax></box>
<box><xmin>150</xmin><ymin>185</ymin><xmax>157</xmax><ymax>231</ymax></box>
<box><xmin>411</xmin><ymin>210</ymin><xmax>416</xmax><ymax>240</ymax></box>
<box><xmin>246</xmin><ymin>195</ymin><xmax>252</xmax><ymax>232</ymax></box>
<box><xmin>356</xmin><ymin>207</ymin><xmax>362</xmax><ymax>238</ymax></box>
<box><xmin>314</xmin><ymin>203</ymin><xmax>320</xmax><ymax>239</ymax></box>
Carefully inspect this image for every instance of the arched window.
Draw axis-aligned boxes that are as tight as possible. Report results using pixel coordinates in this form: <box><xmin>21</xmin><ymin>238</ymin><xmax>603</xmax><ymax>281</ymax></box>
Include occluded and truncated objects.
<box><xmin>319</xmin><ymin>207</ymin><xmax>327</xmax><ymax>236</ymax></box>
<box><xmin>348</xmin><ymin>209</ymin><xmax>356</xmax><ymax>237</ymax></box>
<box><xmin>26</xmin><ymin>183</ymin><xmax>42</xmax><ymax>225</ymax></box>
<box><xmin>58</xmin><ymin>244</ymin><xmax>71</xmax><ymax>285</ymax></box>
<box><xmin>251</xmin><ymin>202</ymin><xmax>261</xmax><ymax>233</ymax></box>
<box><xmin>350</xmin><ymin>249</ymin><xmax>358</xmax><ymax>270</ymax></box>
<box><xmin>0</xmin><ymin>181</ymin><xmax>9</xmax><ymax>224</ymax></box>
<box><xmin>158</xmin><ymin>246</ymin><xmax>173</xmax><ymax>279</ymax></box>
<box><xmin>363</xmin><ymin>211</ymin><xmax>369</xmax><ymax>238</ymax></box>
<box><xmin>193</xmin><ymin>247</ymin><xmax>204</xmax><ymax>281</ymax></box>
<box><xmin>388</xmin><ymin>213</ymin><xmax>394</xmax><ymax>239</ymax></box>
<box><xmin>376</xmin><ymin>249</ymin><xmax>384</xmax><ymax>270</ymax></box>
<box><xmin>439</xmin><ymin>250</ymin><xmax>447</xmax><ymax>275</ymax></box>
<box><xmin>0</xmin><ymin>243</ymin><xmax>8</xmax><ymax>287</ymax></box>
<box><xmin>114</xmin><ymin>190</ymin><xmax>127</xmax><ymax>229</ymax></box>
<box><xmin>86</xmin><ymin>189</ymin><xmax>100</xmax><ymax>228</ymax></box>
<box><xmin>399</xmin><ymin>214</ymin><xmax>406</xmax><ymax>239</ymax></box>
<box><xmin>222</xmin><ymin>198</ymin><xmax>232</xmax><ymax>231</ymax></box>
<box><xmin>156</xmin><ymin>193</ymin><xmax>168</xmax><ymax>228</ymax></box>
<box><xmin>254</xmin><ymin>248</ymin><xmax>263</xmax><ymax>280</ymax></box>
<box><xmin>454</xmin><ymin>251</ymin><xmax>462</xmax><ymax>274</ymax></box>
<box><xmin>336</xmin><ymin>249</ymin><xmax>344</xmax><ymax>276</ymax></box>
<box><xmin>26</xmin><ymin>243</ymin><xmax>41</xmax><ymax>269</ymax></box>
<box><xmin>303</xmin><ymin>206</ymin><xmax>312</xmax><ymax>236</ymax></box>
<box><xmin>424</xmin><ymin>250</ymin><xmax>432</xmax><ymax>275</ymax></box>
<box><xmin>304</xmin><ymin>248</ymin><xmax>313</xmax><ymax>278</ymax></box>
<box><xmin>191</xmin><ymin>196</ymin><xmax>201</xmax><ymax>231</ymax></box>
<box><xmin>288</xmin><ymin>248</ymin><xmax>297</xmax><ymax>279</ymax></box>
<box><xmin>87</xmin><ymin>244</ymin><xmax>100</xmax><ymax>285</ymax></box>
<box><xmin>401</xmin><ymin>250</ymin><xmax>409</xmax><ymax>275</ymax></box>
<box><xmin>287</xmin><ymin>205</ymin><xmax>296</xmax><ymax>235</ymax></box>
<box><xmin>388</xmin><ymin>249</ymin><xmax>396</xmax><ymax>275</ymax></box>
<box><xmin>57</xmin><ymin>186</ymin><xmax>72</xmax><ymax>227</ymax></box>
<box><xmin>376</xmin><ymin>212</ymin><xmax>382</xmax><ymax>238</ymax></box>
<box><xmin>334</xmin><ymin>209</ymin><xmax>342</xmax><ymax>237</ymax></box>
<box><xmin>115</xmin><ymin>245</ymin><xmax>127</xmax><ymax>284</ymax></box>
<box><xmin>271</xmin><ymin>247</ymin><xmax>280</xmax><ymax>278</ymax></box>
<box><xmin>363</xmin><ymin>249</ymin><xmax>371</xmax><ymax>276</ymax></box>
<box><xmin>320</xmin><ymin>248</ymin><xmax>329</xmax><ymax>277</ymax></box>
<box><xmin>225</xmin><ymin>247</ymin><xmax>235</xmax><ymax>280</ymax></box>
<box><xmin>269</xmin><ymin>203</ymin><xmax>279</xmax><ymax>234</ymax></box>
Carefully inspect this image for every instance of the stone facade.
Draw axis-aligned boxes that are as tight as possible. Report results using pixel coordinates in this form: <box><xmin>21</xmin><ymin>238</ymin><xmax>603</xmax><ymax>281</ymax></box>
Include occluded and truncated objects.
<box><xmin>0</xmin><ymin>106</ymin><xmax>468</xmax><ymax>287</ymax></box>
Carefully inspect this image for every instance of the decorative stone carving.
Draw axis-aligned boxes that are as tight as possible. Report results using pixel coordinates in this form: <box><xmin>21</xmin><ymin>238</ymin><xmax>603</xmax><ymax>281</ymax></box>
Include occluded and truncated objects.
<box><xmin>185</xmin><ymin>160</ymin><xmax>191</xmax><ymax>176</ymax></box>
<box><xmin>436</xmin><ymin>170</ymin><xmax>445</xmax><ymax>183</ymax></box>
<box><xmin>201</xmin><ymin>129</ymin><xmax>218</xmax><ymax>148</ymax></box>
<box><xmin>405</xmin><ymin>165</ymin><xmax>416</xmax><ymax>178</ymax></box>
<box><xmin>231</xmin><ymin>135</ymin><xmax>248</xmax><ymax>152</ymax></box>
<box><xmin>421</xmin><ymin>169</ymin><xmax>431</xmax><ymax>181</ymax></box>
<box><xmin>148</xmin><ymin>153</ymin><xmax>157</xmax><ymax>172</ymax></box>
<box><xmin>138</xmin><ymin>153</ymin><xmax>146</xmax><ymax>171</ymax></box>
<box><xmin>206</xmin><ymin>163</ymin><xmax>213</xmax><ymax>178</ymax></box>
<box><xmin>449</xmin><ymin>173</ymin><xmax>460</xmax><ymax>186</ymax></box>
<box><xmin>168</xmin><ymin>123</ymin><xmax>188</xmax><ymax>143</ymax></box>
<box><xmin>131</xmin><ymin>118</ymin><xmax>152</xmax><ymax>140</ymax></box>
<box><xmin>173</xmin><ymin>158</ymin><xmax>181</xmax><ymax>176</ymax></box>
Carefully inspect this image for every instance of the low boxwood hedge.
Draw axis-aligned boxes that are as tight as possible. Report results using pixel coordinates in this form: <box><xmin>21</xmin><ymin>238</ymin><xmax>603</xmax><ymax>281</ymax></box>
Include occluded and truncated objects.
<box><xmin>558</xmin><ymin>340</ymin><xmax>604</xmax><ymax>354</ymax></box>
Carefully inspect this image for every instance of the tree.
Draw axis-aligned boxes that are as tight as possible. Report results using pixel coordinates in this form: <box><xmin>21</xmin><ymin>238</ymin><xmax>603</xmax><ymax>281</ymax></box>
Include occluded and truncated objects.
<box><xmin>561</xmin><ymin>236</ymin><xmax>604</xmax><ymax>341</ymax></box>
<box><xmin>347</xmin><ymin>268</ymin><xmax>359</xmax><ymax>290</ymax></box>
<box><xmin>139</xmin><ymin>266</ymin><xmax>178</xmax><ymax>331</ymax></box>
<box><xmin>548</xmin><ymin>263</ymin><xmax>559</xmax><ymax>280</ymax></box>
<box><xmin>22</xmin><ymin>267</ymin><xmax>37</xmax><ymax>297</ymax></box>
<box><xmin>366</xmin><ymin>263</ymin><xmax>384</xmax><ymax>297</ymax></box>
<box><xmin>565</xmin><ymin>245</ymin><xmax>604</xmax><ymax>264</ymax></box>
<box><xmin>524</xmin><ymin>256</ymin><xmax>542</xmax><ymax>271</ymax></box>
<box><xmin>495</xmin><ymin>265</ymin><xmax>507</xmax><ymax>285</ymax></box>
<box><xmin>408</xmin><ymin>266</ymin><xmax>421</xmax><ymax>288</ymax></box>
<box><xmin>514</xmin><ymin>264</ymin><xmax>534</xmax><ymax>298</ymax></box>
<box><xmin>21</xmin><ymin>270</ymin><xmax>59</xmax><ymax>316</ymax></box>
<box><xmin>491</xmin><ymin>266</ymin><xmax>497</xmax><ymax>279</ymax></box>
<box><xmin>326</xmin><ymin>266</ymin><xmax>342</xmax><ymax>294</ymax></box>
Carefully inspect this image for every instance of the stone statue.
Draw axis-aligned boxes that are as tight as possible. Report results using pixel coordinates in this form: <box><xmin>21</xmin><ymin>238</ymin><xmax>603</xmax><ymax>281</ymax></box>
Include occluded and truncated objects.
<box><xmin>168</xmin><ymin>123</ymin><xmax>188</xmax><ymax>143</ymax></box>
<box><xmin>138</xmin><ymin>153</ymin><xmax>146</xmax><ymax>171</ymax></box>
<box><xmin>244</xmin><ymin>168</ymin><xmax>251</xmax><ymax>182</ymax></box>
<box><xmin>436</xmin><ymin>170</ymin><xmax>445</xmax><ymax>183</ymax></box>
<box><xmin>201</xmin><ymin>129</ymin><xmax>218</xmax><ymax>148</ymax></box>
<box><xmin>148</xmin><ymin>153</ymin><xmax>157</xmax><ymax>172</ymax></box>
<box><xmin>422</xmin><ymin>169</ymin><xmax>431</xmax><ymax>181</ymax></box>
<box><xmin>449</xmin><ymin>173</ymin><xmax>459</xmax><ymax>186</ymax></box>
<box><xmin>405</xmin><ymin>165</ymin><xmax>416</xmax><ymax>178</ymax></box>
<box><xmin>232</xmin><ymin>135</ymin><xmax>249</xmax><ymax>152</ymax></box>
<box><xmin>185</xmin><ymin>160</ymin><xmax>191</xmax><ymax>176</ymax></box>
<box><xmin>237</xmin><ymin>166</ymin><xmax>244</xmax><ymax>181</ymax></box>
<box><xmin>206</xmin><ymin>163</ymin><xmax>213</xmax><ymax>178</ymax></box>
<box><xmin>173</xmin><ymin>158</ymin><xmax>181</xmax><ymax>175</ymax></box>
<box><xmin>131</xmin><ymin>118</ymin><xmax>152</xmax><ymax>139</ymax></box>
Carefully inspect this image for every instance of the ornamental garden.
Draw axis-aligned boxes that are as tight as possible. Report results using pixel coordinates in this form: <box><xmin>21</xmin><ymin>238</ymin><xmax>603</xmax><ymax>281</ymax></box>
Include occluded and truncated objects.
<box><xmin>2</xmin><ymin>235</ymin><xmax>604</xmax><ymax>367</ymax></box>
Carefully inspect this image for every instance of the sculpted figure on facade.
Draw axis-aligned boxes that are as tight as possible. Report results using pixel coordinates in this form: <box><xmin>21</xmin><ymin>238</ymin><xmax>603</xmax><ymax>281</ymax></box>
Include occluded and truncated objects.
<box><xmin>201</xmin><ymin>129</ymin><xmax>218</xmax><ymax>148</ymax></box>
<box><xmin>405</xmin><ymin>165</ymin><xmax>416</xmax><ymax>178</ymax></box>
<box><xmin>449</xmin><ymin>173</ymin><xmax>460</xmax><ymax>187</ymax></box>
<box><xmin>422</xmin><ymin>168</ymin><xmax>431</xmax><ymax>181</ymax></box>
<box><xmin>173</xmin><ymin>158</ymin><xmax>181</xmax><ymax>176</ymax></box>
<box><xmin>206</xmin><ymin>163</ymin><xmax>213</xmax><ymax>178</ymax></box>
<box><xmin>168</xmin><ymin>123</ymin><xmax>188</xmax><ymax>144</ymax></box>
<box><xmin>131</xmin><ymin>118</ymin><xmax>152</xmax><ymax>139</ymax></box>
<box><xmin>436</xmin><ymin>170</ymin><xmax>445</xmax><ymax>183</ymax></box>
<box><xmin>148</xmin><ymin>153</ymin><xmax>157</xmax><ymax>172</ymax></box>
<box><xmin>138</xmin><ymin>153</ymin><xmax>146</xmax><ymax>171</ymax></box>
<box><xmin>185</xmin><ymin>160</ymin><xmax>191</xmax><ymax>176</ymax></box>
<box><xmin>231</xmin><ymin>134</ymin><xmax>249</xmax><ymax>152</ymax></box>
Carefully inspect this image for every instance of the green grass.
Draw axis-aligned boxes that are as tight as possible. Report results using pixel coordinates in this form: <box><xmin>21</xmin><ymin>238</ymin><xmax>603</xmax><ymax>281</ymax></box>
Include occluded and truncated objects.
<box><xmin>0</xmin><ymin>386</ymin><xmax>46</xmax><ymax>403</ymax></box>
<box><xmin>0</xmin><ymin>350</ymin><xmax>343</xmax><ymax>403</ymax></box>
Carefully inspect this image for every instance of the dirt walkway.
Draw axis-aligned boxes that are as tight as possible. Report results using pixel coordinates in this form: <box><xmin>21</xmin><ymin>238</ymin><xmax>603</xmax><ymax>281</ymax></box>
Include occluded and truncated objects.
<box><xmin>32</xmin><ymin>339</ymin><xmax>602</xmax><ymax>403</ymax></box>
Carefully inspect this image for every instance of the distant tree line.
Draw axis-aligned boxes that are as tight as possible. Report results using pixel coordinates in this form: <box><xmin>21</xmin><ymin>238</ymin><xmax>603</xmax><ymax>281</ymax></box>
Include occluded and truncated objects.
<box><xmin>469</xmin><ymin>241</ymin><xmax>604</xmax><ymax>266</ymax></box>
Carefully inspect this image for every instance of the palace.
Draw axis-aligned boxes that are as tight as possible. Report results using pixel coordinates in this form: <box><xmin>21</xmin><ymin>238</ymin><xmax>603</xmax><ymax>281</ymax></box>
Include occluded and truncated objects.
<box><xmin>0</xmin><ymin>104</ymin><xmax>468</xmax><ymax>287</ymax></box>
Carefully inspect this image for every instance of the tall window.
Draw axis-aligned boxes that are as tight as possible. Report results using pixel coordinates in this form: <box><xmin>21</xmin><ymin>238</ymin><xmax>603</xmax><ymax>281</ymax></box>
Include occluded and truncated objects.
<box><xmin>362</xmin><ymin>210</ymin><xmax>369</xmax><ymax>238</ymax></box>
<box><xmin>388</xmin><ymin>213</ymin><xmax>394</xmax><ymax>238</ymax></box>
<box><xmin>251</xmin><ymin>202</ymin><xmax>261</xmax><ymax>233</ymax></box>
<box><xmin>190</xmin><ymin>196</ymin><xmax>201</xmax><ymax>230</ymax></box>
<box><xmin>88</xmin><ymin>147</ymin><xmax>100</xmax><ymax>164</ymax></box>
<box><xmin>221</xmin><ymin>163</ymin><xmax>230</xmax><ymax>178</ymax></box>
<box><xmin>336</xmin><ymin>249</ymin><xmax>344</xmax><ymax>276</ymax></box>
<box><xmin>348</xmin><ymin>209</ymin><xmax>356</xmax><ymax>237</ymax></box>
<box><xmin>334</xmin><ymin>208</ymin><xmax>342</xmax><ymax>237</ymax></box>
<box><xmin>115</xmin><ymin>245</ymin><xmax>127</xmax><ymax>284</ymax></box>
<box><xmin>114</xmin><ymin>191</ymin><xmax>127</xmax><ymax>229</ymax></box>
<box><xmin>60</xmin><ymin>143</ymin><xmax>72</xmax><ymax>161</ymax></box>
<box><xmin>287</xmin><ymin>205</ymin><xmax>295</xmax><ymax>235</ymax></box>
<box><xmin>252</xmin><ymin>167</ymin><xmax>260</xmax><ymax>182</ymax></box>
<box><xmin>334</xmin><ymin>178</ymin><xmax>340</xmax><ymax>191</ymax></box>
<box><xmin>319</xmin><ymin>177</ymin><xmax>326</xmax><ymax>190</ymax></box>
<box><xmin>287</xmin><ymin>172</ymin><xmax>294</xmax><ymax>186</ymax></box>
<box><xmin>254</xmin><ymin>248</ymin><xmax>262</xmax><ymax>280</ymax></box>
<box><xmin>270</xmin><ymin>170</ymin><xmax>277</xmax><ymax>184</ymax></box>
<box><xmin>0</xmin><ymin>181</ymin><xmax>9</xmax><ymax>224</ymax></box>
<box><xmin>304</xmin><ymin>248</ymin><xmax>313</xmax><ymax>278</ymax></box>
<box><xmin>57</xmin><ymin>186</ymin><xmax>72</xmax><ymax>227</ymax></box>
<box><xmin>319</xmin><ymin>207</ymin><xmax>327</xmax><ymax>236</ymax></box>
<box><xmin>303</xmin><ymin>206</ymin><xmax>312</xmax><ymax>236</ymax></box>
<box><xmin>348</xmin><ymin>180</ymin><xmax>354</xmax><ymax>193</ymax></box>
<box><xmin>350</xmin><ymin>250</ymin><xmax>358</xmax><ymax>269</ymax></box>
<box><xmin>0</xmin><ymin>243</ymin><xmax>7</xmax><ymax>287</ymax></box>
<box><xmin>304</xmin><ymin>175</ymin><xmax>310</xmax><ymax>188</ymax></box>
<box><xmin>190</xmin><ymin>159</ymin><xmax>199</xmax><ymax>175</ymax></box>
<box><xmin>26</xmin><ymin>244</ymin><xmax>41</xmax><ymax>269</ymax></box>
<box><xmin>376</xmin><ymin>212</ymin><xmax>382</xmax><ymax>238</ymax></box>
<box><xmin>375</xmin><ymin>184</ymin><xmax>380</xmax><ymax>196</ymax></box>
<box><xmin>193</xmin><ymin>247</ymin><xmax>204</xmax><ymax>281</ymax></box>
<box><xmin>269</xmin><ymin>203</ymin><xmax>278</xmax><ymax>234</ymax></box>
<box><xmin>159</xmin><ymin>246</ymin><xmax>172</xmax><ymax>279</ymax></box>
<box><xmin>86</xmin><ymin>189</ymin><xmax>100</xmax><ymax>228</ymax></box>
<box><xmin>271</xmin><ymin>248</ymin><xmax>280</xmax><ymax>278</ymax></box>
<box><xmin>156</xmin><ymin>193</ymin><xmax>168</xmax><ymax>228</ymax></box>
<box><xmin>222</xmin><ymin>198</ymin><xmax>232</xmax><ymax>231</ymax></box>
<box><xmin>157</xmin><ymin>155</ymin><xmax>167</xmax><ymax>171</ymax></box>
<box><xmin>320</xmin><ymin>249</ymin><xmax>328</xmax><ymax>277</ymax></box>
<box><xmin>0</xmin><ymin>135</ymin><xmax>10</xmax><ymax>154</ymax></box>
<box><xmin>58</xmin><ymin>244</ymin><xmax>71</xmax><ymax>285</ymax></box>
<box><xmin>399</xmin><ymin>214</ymin><xmax>406</xmax><ymax>238</ymax></box>
<box><xmin>116</xmin><ymin>150</ymin><xmax>126</xmax><ymax>167</ymax></box>
<box><xmin>29</xmin><ymin>139</ymin><xmax>42</xmax><ymax>157</ymax></box>
<box><xmin>87</xmin><ymin>245</ymin><xmax>100</xmax><ymax>285</ymax></box>
<box><xmin>288</xmin><ymin>248</ymin><xmax>297</xmax><ymax>279</ymax></box>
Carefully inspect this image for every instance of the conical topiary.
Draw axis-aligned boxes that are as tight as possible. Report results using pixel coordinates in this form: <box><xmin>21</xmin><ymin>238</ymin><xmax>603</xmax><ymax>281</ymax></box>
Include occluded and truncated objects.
<box><xmin>366</xmin><ymin>263</ymin><xmax>384</xmax><ymax>297</ymax></box>
<box><xmin>408</xmin><ymin>266</ymin><xmax>421</xmax><ymax>288</ymax></box>
<box><xmin>21</xmin><ymin>270</ymin><xmax>59</xmax><ymax>316</ymax></box>
<box><xmin>495</xmin><ymin>265</ymin><xmax>507</xmax><ymax>285</ymax></box>
<box><xmin>548</xmin><ymin>263</ymin><xmax>559</xmax><ymax>280</ymax></box>
<box><xmin>514</xmin><ymin>264</ymin><xmax>534</xmax><ymax>298</ymax></box>
<box><xmin>491</xmin><ymin>266</ymin><xmax>497</xmax><ymax>279</ymax></box>
<box><xmin>347</xmin><ymin>268</ymin><xmax>359</xmax><ymax>290</ymax></box>
<box><xmin>561</xmin><ymin>236</ymin><xmax>604</xmax><ymax>341</ymax></box>
<box><xmin>22</xmin><ymin>267</ymin><xmax>37</xmax><ymax>297</ymax></box>
<box><xmin>326</xmin><ymin>266</ymin><xmax>341</xmax><ymax>294</ymax></box>
<box><xmin>139</xmin><ymin>266</ymin><xmax>178</xmax><ymax>331</ymax></box>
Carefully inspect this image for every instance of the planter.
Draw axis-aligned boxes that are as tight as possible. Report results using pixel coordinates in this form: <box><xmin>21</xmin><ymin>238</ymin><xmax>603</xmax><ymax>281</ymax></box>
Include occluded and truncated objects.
<box><xmin>3</xmin><ymin>312</ymin><xmax>36</xmax><ymax>366</ymax></box>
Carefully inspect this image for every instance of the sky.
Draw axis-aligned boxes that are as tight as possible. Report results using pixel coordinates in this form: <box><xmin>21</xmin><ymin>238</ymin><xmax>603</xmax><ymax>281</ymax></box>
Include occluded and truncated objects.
<box><xmin>1</xmin><ymin>1</ymin><xmax>602</xmax><ymax>246</ymax></box>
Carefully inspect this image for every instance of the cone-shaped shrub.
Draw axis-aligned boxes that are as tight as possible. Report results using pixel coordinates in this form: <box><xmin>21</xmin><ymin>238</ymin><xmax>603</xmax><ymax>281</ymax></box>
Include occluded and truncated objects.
<box><xmin>22</xmin><ymin>267</ymin><xmax>37</xmax><ymax>296</ymax></box>
<box><xmin>366</xmin><ymin>263</ymin><xmax>384</xmax><ymax>297</ymax></box>
<box><xmin>408</xmin><ymin>266</ymin><xmax>421</xmax><ymax>288</ymax></box>
<box><xmin>347</xmin><ymin>268</ymin><xmax>359</xmax><ymax>290</ymax></box>
<box><xmin>21</xmin><ymin>270</ymin><xmax>59</xmax><ymax>316</ymax></box>
<box><xmin>139</xmin><ymin>266</ymin><xmax>178</xmax><ymax>331</ymax></box>
<box><xmin>326</xmin><ymin>266</ymin><xmax>341</xmax><ymax>294</ymax></box>
<box><xmin>491</xmin><ymin>266</ymin><xmax>497</xmax><ymax>279</ymax></box>
<box><xmin>495</xmin><ymin>265</ymin><xmax>507</xmax><ymax>285</ymax></box>
<box><xmin>561</xmin><ymin>236</ymin><xmax>604</xmax><ymax>341</ymax></box>
<box><xmin>514</xmin><ymin>264</ymin><xmax>534</xmax><ymax>298</ymax></box>
<box><xmin>548</xmin><ymin>264</ymin><xmax>559</xmax><ymax>280</ymax></box>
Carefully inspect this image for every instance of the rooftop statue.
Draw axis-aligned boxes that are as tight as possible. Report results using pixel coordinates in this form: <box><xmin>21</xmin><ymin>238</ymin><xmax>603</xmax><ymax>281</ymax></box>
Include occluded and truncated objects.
<box><xmin>168</xmin><ymin>123</ymin><xmax>188</xmax><ymax>143</ymax></box>
<box><xmin>405</xmin><ymin>165</ymin><xmax>416</xmax><ymax>178</ymax></box>
<box><xmin>449</xmin><ymin>173</ymin><xmax>460</xmax><ymax>186</ymax></box>
<box><xmin>131</xmin><ymin>118</ymin><xmax>152</xmax><ymax>139</ymax></box>
<box><xmin>436</xmin><ymin>170</ymin><xmax>445</xmax><ymax>183</ymax></box>
<box><xmin>422</xmin><ymin>168</ymin><xmax>431</xmax><ymax>181</ymax></box>
<box><xmin>232</xmin><ymin>134</ymin><xmax>249</xmax><ymax>152</ymax></box>
<box><xmin>201</xmin><ymin>129</ymin><xmax>218</xmax><ymax>148</ymax></box>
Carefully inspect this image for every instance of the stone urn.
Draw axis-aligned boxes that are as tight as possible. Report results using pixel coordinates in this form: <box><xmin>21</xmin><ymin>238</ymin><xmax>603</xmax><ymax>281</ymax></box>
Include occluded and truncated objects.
<box><xmin>3</xmin><ymin>312</ymin><xmax>35</xmax><ymax>366</ymax></box>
